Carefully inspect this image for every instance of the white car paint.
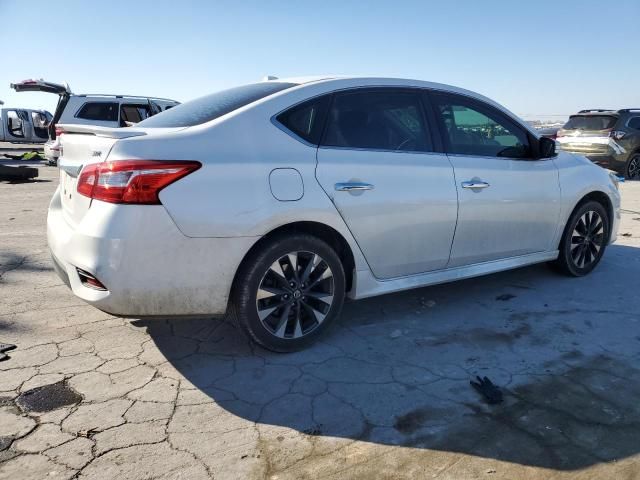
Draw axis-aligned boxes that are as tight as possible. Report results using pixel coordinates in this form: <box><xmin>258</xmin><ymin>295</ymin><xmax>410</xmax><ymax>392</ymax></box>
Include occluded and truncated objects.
<box><xmin>48</xmin><ymin>76</ymin><xmax>621</xmax><ymax>319</ymax></box>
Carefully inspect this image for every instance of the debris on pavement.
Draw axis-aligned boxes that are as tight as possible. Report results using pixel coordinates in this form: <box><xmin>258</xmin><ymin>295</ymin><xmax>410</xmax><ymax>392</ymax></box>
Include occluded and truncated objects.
<box><xmin>0</xmin><ymin>164</ymin><xmax>39</xmax><ymax>182</ymax></box>
<box><xmin>2</xmin><ymin>151</ymin><xmax>45</xmax><ymax>161</ymax></box>
<box><xmin>621</xmin><ymin>232</ymin><xmax>632</xmax><ymax>237</ymax></box>
<box><xmin>0</xmin><ymin>343</ymin><xmax>17</xmax><ymax>362</ymax></box>
<box><xmin>470</xmin><ymin>376</ymin><xmax>503</xmax><ymax>404</ymax></box>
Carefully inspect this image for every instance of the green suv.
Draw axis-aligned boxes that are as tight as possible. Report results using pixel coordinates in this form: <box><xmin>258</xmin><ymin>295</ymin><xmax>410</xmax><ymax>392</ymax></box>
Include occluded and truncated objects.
<box><xmin>557</xmin><ymin>109</ymin><xmax>640</xmax><ymax>179</ymax></box>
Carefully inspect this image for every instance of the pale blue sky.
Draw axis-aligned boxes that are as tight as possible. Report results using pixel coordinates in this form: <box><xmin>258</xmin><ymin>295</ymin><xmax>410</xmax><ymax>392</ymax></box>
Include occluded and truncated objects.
<box><xmin>1</xmin><ymin>0</ymin><xmax>639</xmax><ymax>121</ymax></box>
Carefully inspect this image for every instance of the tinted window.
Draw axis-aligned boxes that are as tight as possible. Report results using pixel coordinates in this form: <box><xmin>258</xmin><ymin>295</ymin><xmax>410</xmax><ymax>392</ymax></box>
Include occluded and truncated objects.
<box><xmin>120</xmin><ymin>104</ymin><xmax>151</xmax><ymax>125</ymax></box>
<box><xmin>137</xmin><ymin>82</ymin><xmax>295</xmax><ymax>128</ymax></box>
<box><xmin>276</xmin><ymin>95</ymin><xmax>330</xmax><ymax>145</ymax></box>
<box><xmin>628</xmin><ymin>117</ymin><xmax>640</xmax><ymax>130</ymax></box>
<box><xmin>76</xmin><ymin>102</ymin><xmax>118</xmax><ymax>122</ymax></box>
<box><xmin>563</xmin><ymin>115</ymin><xmax>617</xmax><ymax>130</ymax></box>
<box><xmin>432</xmin><ymin>93</ymin><xmax>530</xmax><ymax>158</ymax></box>
<box><xmin>322</xmin><ymin>90</ymin><xmax>431</xmax><ymax>152</ymax></box>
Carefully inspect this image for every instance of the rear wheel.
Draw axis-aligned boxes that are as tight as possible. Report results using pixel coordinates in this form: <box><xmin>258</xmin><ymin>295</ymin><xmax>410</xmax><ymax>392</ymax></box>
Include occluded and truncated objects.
<box><xmin>626</xmin><ymin>154</ymin><xmax>640</xmax><ymax>180</ymax></box>
<box><xmin>552</xmin><ymin>201</ymin><xmax>609</xmax><ymax>276</ymax></box>
<box><xmin>231</xmin><ymin>233</ymin><xmax>345</xmax><ymax>352</ymax></box>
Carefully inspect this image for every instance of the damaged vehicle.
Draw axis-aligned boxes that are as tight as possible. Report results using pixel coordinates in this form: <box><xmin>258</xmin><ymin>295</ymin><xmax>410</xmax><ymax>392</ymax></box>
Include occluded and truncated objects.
<box><xmin>10</xmin><ymin>79</ymin><xmax>179</xmax><ymax>165</ymax></box>
<box><xmin>0</xmin><ymin>106</ymin><xmax>52</xmax><ymax>143</ymax></box>
<box><xmin>48</xmin><ymin>76</ymin><xmax>621</xmax><ymax>351</ymax></box>
<box><xmin>557</xmin><ymin>109</ymin><xmax>640</xmax><ymax>179</ymax></box>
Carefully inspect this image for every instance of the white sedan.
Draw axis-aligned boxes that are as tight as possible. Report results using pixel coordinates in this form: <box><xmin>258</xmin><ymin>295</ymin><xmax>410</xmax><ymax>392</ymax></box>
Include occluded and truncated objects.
<box><xmin>49</xmin><ymin>76</ymin><xmax>621</xmax><ymax>351</ymax></box>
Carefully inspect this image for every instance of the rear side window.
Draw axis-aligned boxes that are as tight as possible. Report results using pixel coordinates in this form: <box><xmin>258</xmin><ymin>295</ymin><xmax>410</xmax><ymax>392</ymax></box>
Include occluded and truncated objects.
<box><xmin>628</xmin><ymin>117</ymin><xmax>640</xmax><ymax>130</ymax></box>
<box><xmin>137</xmin><ymin>82</ymin><xmax>295</xmax><ymax>128</ymax></box>
<box><xmin>563</xmin><ymin>115</ymin><xmax>617</xmax><ymax>130</ymax></box>
<box><xmin>76</xmin><ymin>102</ymin><xmax>118</xmax><ymax>122</ymax></box>
<box><xmin>276</xmin><ymin>95</ymin><xmax>331</xmax><ymax>145</ymax></box>
<box><xmin>322</xmin><ymin>89</ymin><xmax>431</xmax><ymax>152</ymax></box>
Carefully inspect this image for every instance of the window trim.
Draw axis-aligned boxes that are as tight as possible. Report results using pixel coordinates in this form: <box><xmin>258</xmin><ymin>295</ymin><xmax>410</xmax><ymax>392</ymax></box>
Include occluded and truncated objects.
<box><xmin>427</xmin><ymin>90</ymin><xmax>539</xmax><ymax>160</ymax></box>
<box><xmin>271</xmin><ymin>93</ymin><xmax>332</xmax><ymax>147</ymax></box>
<box><xmin>74</xmin><ymin>101</ymin><xmax>119</xmax><ymax>122</ymax></box>
<box><xmin>318</xmin><ymin>87</ymin><xmax>436</xmax><ymax>154</ymax></box>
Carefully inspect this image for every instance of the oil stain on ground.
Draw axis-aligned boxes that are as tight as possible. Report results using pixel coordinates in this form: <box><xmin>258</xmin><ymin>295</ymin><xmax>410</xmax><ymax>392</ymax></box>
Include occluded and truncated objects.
<box><xmin>394</xmin><ymin>355</ymin><xmax>640</xmax><ymax>470</ymax></box>
<box><xmin>16</xmin><ymin>381</ymin><xmax>82</xmax><ymax>413</ymax></box>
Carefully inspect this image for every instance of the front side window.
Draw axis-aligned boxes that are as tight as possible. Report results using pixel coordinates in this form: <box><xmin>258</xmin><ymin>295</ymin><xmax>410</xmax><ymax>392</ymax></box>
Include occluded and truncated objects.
<box><xmin>276</xmin><ymin>95</ymin><xmax>331</xmax><ymax>145</ymax></box>
<box><xmin>322</xmin><ymin>89</ymin><xmax>431</xmax><ymax>152</ymax></box>
<box><xmin>76</xmin><ymin>102</ymin><xmax>119</xmax><ymax>122</ymax></box>
<box><xmin>432</xmin><ymin>93</ymin><xmax>530</xmax><ymax>158</ymax></box>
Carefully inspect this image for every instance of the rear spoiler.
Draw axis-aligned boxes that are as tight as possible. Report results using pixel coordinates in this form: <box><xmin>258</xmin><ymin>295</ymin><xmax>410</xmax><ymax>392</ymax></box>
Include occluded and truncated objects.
<box><xmin>57</xmin><ymin>123</ymin><xmax>147</xmax><ymax>139</ymax></box>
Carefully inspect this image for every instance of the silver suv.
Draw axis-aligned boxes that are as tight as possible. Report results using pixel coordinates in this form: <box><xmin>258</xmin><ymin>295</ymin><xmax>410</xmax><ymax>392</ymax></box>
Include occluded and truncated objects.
<box><xmin>11</xmin><ymin>79</ymin><xmax>179</xmax><ymax>165</ymax></box>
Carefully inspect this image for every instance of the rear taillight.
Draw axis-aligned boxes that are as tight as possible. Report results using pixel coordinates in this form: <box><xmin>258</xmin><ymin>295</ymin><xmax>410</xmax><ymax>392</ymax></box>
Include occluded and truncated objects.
<box><xmin>55</xmin><ymin>126</ymin><xmax>64</xmax><ymax>137</ymax></box>
<box><xmin>77</xmin><ymin>160</ymin><xmax>201</xmax><ymax>204</ymax></box>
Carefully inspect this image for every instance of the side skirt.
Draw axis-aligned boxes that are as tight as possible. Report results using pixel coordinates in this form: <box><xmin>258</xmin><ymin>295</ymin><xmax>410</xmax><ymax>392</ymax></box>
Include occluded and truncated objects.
<box><xmin>351</xmin><ymin>251</ymin><xmax>559</xmax><ymax>300</ymax></box>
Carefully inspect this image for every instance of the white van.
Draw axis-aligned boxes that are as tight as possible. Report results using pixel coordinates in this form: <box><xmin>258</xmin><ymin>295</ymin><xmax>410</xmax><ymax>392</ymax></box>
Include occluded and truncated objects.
<box><xmin>11</xmin><ymin>79</ymin><xmax>179</xmax><ymax>164</ymax></box>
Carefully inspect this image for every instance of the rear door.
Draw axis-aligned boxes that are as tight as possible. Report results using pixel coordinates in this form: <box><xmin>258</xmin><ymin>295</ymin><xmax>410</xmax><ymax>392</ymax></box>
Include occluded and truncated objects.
<box><xmin>316</xmin><ymin>88</ymin><xmax>458</xmax><ymax>279</ymax></box>
<box><xmin>430</xmin><ymin>91</ymin><xmax>561</xmax><ymax>267</ymax></box>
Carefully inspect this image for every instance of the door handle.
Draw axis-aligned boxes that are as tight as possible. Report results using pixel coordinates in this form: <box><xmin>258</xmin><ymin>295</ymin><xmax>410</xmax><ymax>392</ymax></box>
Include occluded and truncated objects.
<box><xmin>335</xmin><ymin>182</ymin><xmax>375</xmax><ymax>192</ymax></box>
<box><xmin>461</xmin><ymin>181</ymin><xmax>490</xmax><ymax>189</ymax></box>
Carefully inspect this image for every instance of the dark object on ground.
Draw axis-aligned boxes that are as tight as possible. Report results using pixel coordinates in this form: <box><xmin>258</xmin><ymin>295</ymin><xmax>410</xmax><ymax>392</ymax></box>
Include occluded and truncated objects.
<box><xmin>495</xmin><ymin>293</ymin><xmax>516</xmax><ymax>301</ymax></box>
<box><xmin>3</xmin><ymin>151</ymin><xmax>45</xmax><ymax>161</ymax></box>
<box><xmin>471</xmin><ymin>376</ymin><xmax>503</xmax><ymax>404</ymax></box>
<box><xmin>16</xmin><ymin>381</ymin><xmax>82</xmax><ymax>413</ymax></box>
<box><xmin>0</xmin><ymin>164</ymin><xmax>38</xmax><ymax>181</ymax></box>
<box><xmin>621</xmin><ymin>232</ymin><xmax>632</xmax><ymax>237</ymax></box>
<box><xmin>0</xmin><ymin>343</ymin><xmax>16</xmax><ymax>362</ymax></box>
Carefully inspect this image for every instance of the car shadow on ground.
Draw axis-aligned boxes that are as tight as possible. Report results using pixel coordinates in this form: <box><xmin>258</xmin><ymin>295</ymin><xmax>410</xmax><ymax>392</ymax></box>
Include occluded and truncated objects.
<box><xmin>134</xmin><ymin>244</ymin><xmax>640</xmax><ymax>471</ymax></box>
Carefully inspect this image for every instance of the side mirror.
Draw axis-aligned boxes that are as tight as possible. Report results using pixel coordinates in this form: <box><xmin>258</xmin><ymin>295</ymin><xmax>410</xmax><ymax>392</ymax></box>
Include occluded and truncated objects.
<box><xmin>539</xmin><ymin>136</ymin><xmax>556</xmax><ymax>158</ymax></box>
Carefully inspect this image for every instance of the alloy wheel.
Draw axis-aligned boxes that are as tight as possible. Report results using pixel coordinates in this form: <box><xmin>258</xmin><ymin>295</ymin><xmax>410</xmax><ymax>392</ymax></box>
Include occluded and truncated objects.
<box><xmin>628</xmin><ymin>156</ymin><xmax>640</xmax><ymax>180</ymax></box>
<box><xmin>255</xmin><ymin>251</ymin><xmax>334</xmax><ymax>339</ymax></box>
<box><xmin>570</xmin><ymin>210</ymin><xmax>605</xmax><ymax>269</ymax></box>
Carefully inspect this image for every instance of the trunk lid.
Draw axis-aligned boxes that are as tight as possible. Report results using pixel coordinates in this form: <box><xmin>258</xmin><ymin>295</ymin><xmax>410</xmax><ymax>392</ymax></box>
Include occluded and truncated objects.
<box><xmin>57</xmin><ymin>124</ymin><xmax>147</xmax><ymax>226</ymax></box>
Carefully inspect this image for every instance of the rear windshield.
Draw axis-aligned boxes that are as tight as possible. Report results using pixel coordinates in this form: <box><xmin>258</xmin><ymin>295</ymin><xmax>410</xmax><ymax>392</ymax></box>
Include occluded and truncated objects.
<box><xmin>563</xmin><ymin>115</ymin><xmax>617</xmax><ymax>130</ymax></box>
<box><xmin>136</xmin><ymin>82</ymin><xmax>295</xmax><ymax>128</ymax></box>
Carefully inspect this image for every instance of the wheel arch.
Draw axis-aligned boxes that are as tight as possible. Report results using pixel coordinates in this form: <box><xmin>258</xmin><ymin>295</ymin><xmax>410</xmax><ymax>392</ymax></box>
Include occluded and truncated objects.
<box><xmin>231</xmin><ymin>221</ymin><xmax>357</xmax><ymax>296</ymax></box>
<box><xmin>565</xmin><ymin>190</ymin><xmax>614</xmax><ymax>244</ymax></box>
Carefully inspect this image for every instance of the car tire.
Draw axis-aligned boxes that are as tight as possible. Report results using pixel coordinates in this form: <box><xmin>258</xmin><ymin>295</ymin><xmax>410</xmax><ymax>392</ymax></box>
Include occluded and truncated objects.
<box><xmin>551</xmin><ymin>200</ymin><xmax>610</xmax><ymax>277</ymax></box>
<box><xmin>231</xmin><ymin>233</ymin><xmax>345</xmax><ymax>352</ymax></box>
<box><xmin>626</xmin><ymin>153</ymin><xmax>640</xmax><ymax>180</ymax></box>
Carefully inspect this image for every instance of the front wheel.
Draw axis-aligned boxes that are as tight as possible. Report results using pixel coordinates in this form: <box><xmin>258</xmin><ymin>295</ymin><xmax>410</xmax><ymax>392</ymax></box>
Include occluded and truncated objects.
<box><xmin>552</xmin><ymin>201</ymin><xmax>609</xmax><ymax>277</ymax></box>
<box><xmin>231</xmin><ymin>233</ymin><xmax>345</xmax><ymax>352</ymax></box>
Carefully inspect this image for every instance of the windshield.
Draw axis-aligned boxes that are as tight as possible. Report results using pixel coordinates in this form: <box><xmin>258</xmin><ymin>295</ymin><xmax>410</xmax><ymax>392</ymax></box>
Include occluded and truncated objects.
<box><xmin>137</xmin><ymin>82</ymin><xmax>296</xmax><ymax>128</ymax></box>
<box><xmin>563</xmin><ymin>115</ymin><xmax>617</xmax><ymax>131</ymax></box>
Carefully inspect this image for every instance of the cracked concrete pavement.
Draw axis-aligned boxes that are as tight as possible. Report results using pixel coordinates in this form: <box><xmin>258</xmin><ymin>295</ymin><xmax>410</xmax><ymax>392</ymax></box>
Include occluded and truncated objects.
<box><xmin>1</xmin><ymin>166</ymin><xmax>640</xmax><ymax>479</ymax></box>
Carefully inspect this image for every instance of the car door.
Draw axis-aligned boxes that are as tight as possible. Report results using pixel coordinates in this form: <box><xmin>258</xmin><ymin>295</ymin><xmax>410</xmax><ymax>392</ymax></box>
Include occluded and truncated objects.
<box><xmin>316</xmin><ymin>88</ymin><xmax>458</xmax><ymax>279</ymax></box>
<box><xmin>429</xmin><ymin>91</ymin><xmax>561</xmax><ymax>268</ymax></box>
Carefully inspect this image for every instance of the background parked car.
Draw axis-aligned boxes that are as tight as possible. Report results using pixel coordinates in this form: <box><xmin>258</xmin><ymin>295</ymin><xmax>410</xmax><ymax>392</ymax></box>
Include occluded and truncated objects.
<box><xmin>0</xmin><ymin>106</ymin><xmax>52</xmax><ymax>143</ymax></box>
<box><xmin>10</xmin><ymin>79</ymin><xmax>179</xmax><ymax>165</ymax></box>
<box><xmin>556</xmin><ymin>109</ymin><xmax>640</xmax><ymax>179</ymax></box>
<box><xmin>536</xmin><ymin>126</ymin><xmax>559</xmax><ymax>140</ymax></box>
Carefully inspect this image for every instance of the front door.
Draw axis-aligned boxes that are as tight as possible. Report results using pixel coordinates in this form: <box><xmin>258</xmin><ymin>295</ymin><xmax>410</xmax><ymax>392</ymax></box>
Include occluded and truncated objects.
<box><xmin>316</xmin><ymin>88</ymin><xmax>458</xmax><ymax>279</ymax></box>
<box><xmin>430</xmin><ymin>91</ymin><xmax>561</xmax><ymax>267</ymax></box>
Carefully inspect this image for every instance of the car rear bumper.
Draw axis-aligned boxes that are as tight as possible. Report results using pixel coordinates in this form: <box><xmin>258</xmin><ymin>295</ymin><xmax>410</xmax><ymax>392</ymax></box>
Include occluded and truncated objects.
<box><xmin>47</xmin><ymin>186</ymin><xmax>258</xmax><ymax>316</ymax></box>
